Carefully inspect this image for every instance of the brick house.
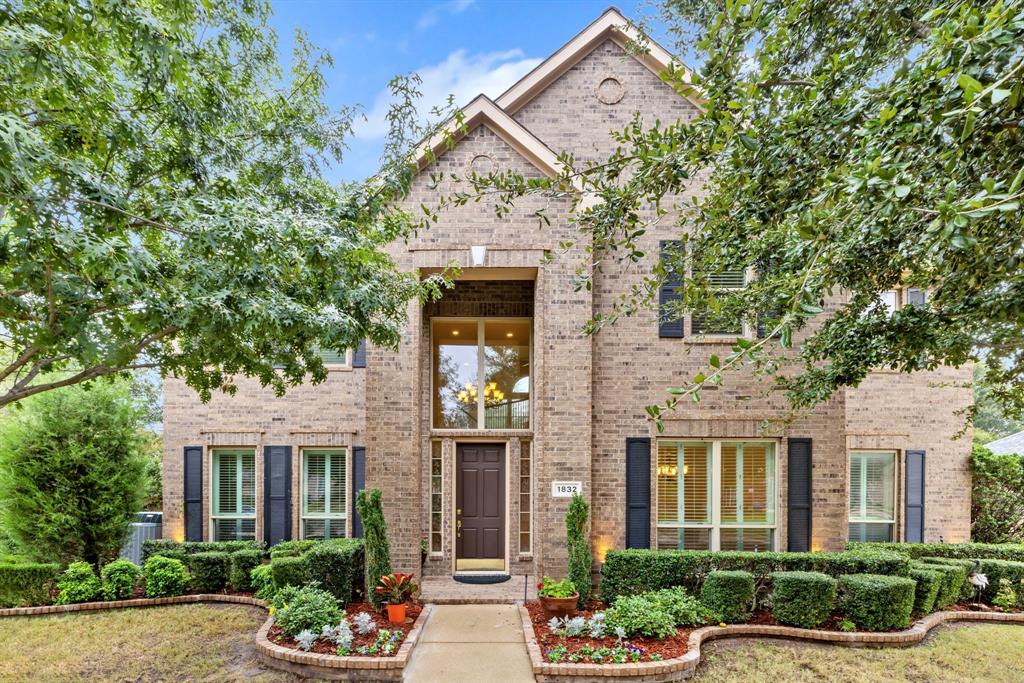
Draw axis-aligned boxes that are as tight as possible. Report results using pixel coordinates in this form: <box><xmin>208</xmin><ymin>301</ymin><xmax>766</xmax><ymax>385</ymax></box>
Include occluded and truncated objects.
<box><xmin>161</xmin><ymin>8</ymin><xmax>973</xmax><ymax>580</ymax></box>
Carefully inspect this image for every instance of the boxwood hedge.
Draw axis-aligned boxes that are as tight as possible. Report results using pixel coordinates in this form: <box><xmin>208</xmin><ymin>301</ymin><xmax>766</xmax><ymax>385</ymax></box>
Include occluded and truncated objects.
<box><xmin>908</xmin><ymin>567</ymin><xmax>941</xmax><ymax>615</ymax></box>
<box><xmin>229</xmin><ymin>549</ymin><xmax>264</xmax><ymax>592</ymax></box>
<box><xmin>0</xmin><ymin>562</ymin><xmax>60</xmax><ymax>607</ymax></box>
<box><xmin>838</xmin><ymin>574</ymin><xmax>916</xmax><ymax>631</ymax></box>
<box><xmin>306</xmin><ymin>539</ymin><xmax>364</xmax><ymax>604</ymax></box>
<box><xmin>769</xmin><ymin>571</ymin><xmax>837</xmax><ymax>628</ymax></box>
<box><xmin>186</xmin><ymin>551</ymin><xmax>230</xmax><ymax>592</ymax></box>
<box><xmin>915</xmin><ymin>559</ymin><xmax>970</xmax><ymax>607</ymax></box>
<box><xmin>600</xmin><ymin>548</ymin><xmax>911</xmax><ymax>602</ymax></box>
<box><xmin>976</xmin><ymin>559</ymin><xmax>1024</xmax><ymax>603</ymax></box>
<box><xmin>141</xmin><ymin>539</ymin><xmax>264</xmax><ymax>563</ymax></box>
<box><xmin>270</xmin><ymin>555</ymin><xmax>310</xmax><ymax>589</ymax></box>
<box><xmin>847</xmin><ymin>541</ymin><xmax>1024</xmax><ymax>563</ymax></box>
<box><xmin>700</xmin><ymin>570</ymin><xmax>754</xmax><ymax>623</ymax></box>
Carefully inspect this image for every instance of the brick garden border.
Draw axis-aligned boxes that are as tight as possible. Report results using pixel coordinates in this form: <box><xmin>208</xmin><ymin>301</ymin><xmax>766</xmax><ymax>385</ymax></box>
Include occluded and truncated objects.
<box><xmin>519</xmin><ymin>605</ymin><xmax>1024</xmax><ymax>682</ymax></box>
<box><xmin>0</xmin><ymin>595</ymin><xmax>432</xmax><ymax>683</ymax></box>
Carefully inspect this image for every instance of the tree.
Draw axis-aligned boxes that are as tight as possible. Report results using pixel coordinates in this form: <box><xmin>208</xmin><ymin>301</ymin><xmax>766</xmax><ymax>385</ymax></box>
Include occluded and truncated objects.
<box><xmin>465</xmin><ymin>1</ymin><xmax>1024</xmax><ymax>424</ymax></box>
<box><xmin>973</xmin><ymin>363</ymin><xmax>1024</xmax><ymax>444</ymax></box>
<box><xmin>566</xmin><ymin>493</ymin><xmax>591</xmax><ymax>608</ymax></box>
<box><xmin>0</xmin><ymin>380</ymin><xmax>150</xmax><ymax>566</ymax></box>
<box><xmin>355</xmin><ymin>488</ymin><xmax>392</xmax><ymax>609</ymax></box>
<box><xmin>970</xmin><ymin>444</ymin><xmax>1024</xmax><ymax>543</ymax></box>
<box><xmin>0</xmin><ymin>0</ymin><xmax>446</xmax><ymax>409</ymax></box>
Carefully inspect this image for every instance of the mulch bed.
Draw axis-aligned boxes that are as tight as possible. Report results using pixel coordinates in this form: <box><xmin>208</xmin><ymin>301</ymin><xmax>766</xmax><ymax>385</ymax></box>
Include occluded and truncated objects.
<box><xmin>270</xmin><ymin>602</ymin><xmax>422</xmax><ymax>657</ymax></box>
<box><xmin>526</xmin><ymin>601</ymin><xmax>692</xmax><ymax>662</ymax></box>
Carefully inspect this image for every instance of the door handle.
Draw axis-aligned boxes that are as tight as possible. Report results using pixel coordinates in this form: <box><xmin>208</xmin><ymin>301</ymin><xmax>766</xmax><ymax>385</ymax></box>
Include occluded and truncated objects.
<box><xmin>457</xmin><ymin>519</ymin><xmax>462</xmax><ymax>538</ymax></box>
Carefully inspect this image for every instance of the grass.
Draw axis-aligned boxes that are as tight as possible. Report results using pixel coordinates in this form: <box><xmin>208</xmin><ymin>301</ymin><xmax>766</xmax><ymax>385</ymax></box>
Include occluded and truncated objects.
<box><xmin>0</xmin><ymin>604</ymin><xmax>296</xmax><ymax>682</ymax></box>
<box><xmin>694</xmin><ymin>623</ymin><xmax>1024</xmax><ymax>682</ymax></box>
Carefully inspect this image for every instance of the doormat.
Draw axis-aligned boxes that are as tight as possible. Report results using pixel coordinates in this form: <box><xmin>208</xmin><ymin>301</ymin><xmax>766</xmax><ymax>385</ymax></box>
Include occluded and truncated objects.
<box><xmin>453</xmin><ymin>573</ymin><xmax>511</xmax><ymax>585</ymax></box>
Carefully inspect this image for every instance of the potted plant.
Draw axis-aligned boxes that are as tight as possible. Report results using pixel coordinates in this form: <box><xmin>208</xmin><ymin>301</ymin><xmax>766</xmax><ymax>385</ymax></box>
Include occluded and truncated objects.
<box><xmin>537</xmin><ymin>576</ymin><xmax>578</xmax><ymax>618</ymax></box>
<box><xmin>375</xmin><ymin>572</ymin><xmax>418</xmax><ymax>624</ymax></box>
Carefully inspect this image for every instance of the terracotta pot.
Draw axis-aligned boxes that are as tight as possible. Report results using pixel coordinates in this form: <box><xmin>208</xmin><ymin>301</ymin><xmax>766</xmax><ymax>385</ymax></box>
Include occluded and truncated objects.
<box><xmin>539</xmin><ymin>594</ymin><xmax>579</xmax><ymax>618</ymax></box>
<box><xmin>386</xmin><ymin>602</ymin><xmax>407</xmax><ymax>624</ymax></box>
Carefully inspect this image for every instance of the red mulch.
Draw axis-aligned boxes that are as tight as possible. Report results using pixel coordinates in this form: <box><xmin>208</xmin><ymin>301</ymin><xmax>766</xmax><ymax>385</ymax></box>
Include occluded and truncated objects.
<box><xmin>270</xmin><ymin>602</ymin><xmax>422</xmax><ymax>657</ymax></box>
<box><xmin>526</xmin><ymin>601</ymin><xmax>692</xmax><ymax>662</ymax></box>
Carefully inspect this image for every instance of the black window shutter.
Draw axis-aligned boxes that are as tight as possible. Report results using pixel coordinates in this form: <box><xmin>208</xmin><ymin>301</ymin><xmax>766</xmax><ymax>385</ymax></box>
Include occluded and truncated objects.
<box><xmin>351</xmin><ymin>446</ymin><xmax>366</xmax><ymax>538</ymax></box>
<box><xmin>658</xmin><ymin>240</ymin><xmax>684</xmax><ymax>338</ymax></box>
<box><xmin>263</xmin><ymin>446</ymin><xmax>292</xmax><ymax>547</ymax></box>
<box><xmin>625</xmin><ymin>438</ymin><xmax>652</xmax><ymax>549</ymax></box>
<box><xmin>183</xmin><ymin>446</ymin><xmax>204</xmax><ymax>542</ymax></box>
<box><xmin>352</xmin><ymin>340</ymin><xmax>367</xmax><ymax>368</ymax></box>
<box><xmin>904</xmin><ymin>450</ymin><xmax>926</xmax><ymax>543</ymax></box>
<box><xmin>786</xmin><ymin>438</ymin><xmax>812</xmax><ymax>552</ymax></box>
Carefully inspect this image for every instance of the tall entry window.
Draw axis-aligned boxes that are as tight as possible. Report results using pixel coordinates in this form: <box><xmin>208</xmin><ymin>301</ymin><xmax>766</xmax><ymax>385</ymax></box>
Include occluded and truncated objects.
<box><xmin>212</xmin><ymin>449</ymin><xmax>256</xmax><ymax>541</ymax></box>
<box><xmin>432</xmin><ymin>319</ymin><xmax>531</xmax><ymax>430</ymax></box>
<box><xmin>849</xmin><ymin>451</ymin><xmax>896</xmax><ymax>542</ymax></box>
<box><xmin>657</xmin><ymin>441</ymin><xmax>776</xmax><ymax>551</ymax></box>
<box><xmin>302</xmin><ymin>449</ymin><xmax>347</xmax><ymax>539</ymax></box>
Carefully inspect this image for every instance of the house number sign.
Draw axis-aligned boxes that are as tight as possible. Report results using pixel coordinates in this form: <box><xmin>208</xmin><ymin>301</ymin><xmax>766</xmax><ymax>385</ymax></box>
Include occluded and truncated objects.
<box><xmin>551</xmin><ymin>481</ymin><xmax>582</xmax><ymax>497</ymax></box>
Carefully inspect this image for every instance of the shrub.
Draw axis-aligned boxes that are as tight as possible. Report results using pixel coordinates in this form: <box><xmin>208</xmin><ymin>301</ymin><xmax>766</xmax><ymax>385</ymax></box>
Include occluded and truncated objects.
<box><xmin>908</xmin><ymin>567</ymin><xmax>941</xmax><ymax>615</ymax></box>
<box><xmin>144</xmin><ymin>555</ymin><xmax>189</xmax><ymax>598</ymax></box>
<box><xmin>0</xmin><ymin>381</ymin><xmax>148</xmax><ymax>566</ymax></box>
<box><xmin>230</xmin><ymin>549</ymin><xmax>264</xmax><ymax>592</ymax></box>
<box><xmin>976</xmin><ymin>559</ymin><xmax>1024</xmax><ymax>603</ymax></box>
<box><xmin>838</xmin><ymin>574</ymin><xmax>916</xmax><ymax>631</ymax></box>
<box><xmin>187</xmin><ymin>551</ymin><xmax>230</xmax><ymax>592</ymax></box>
<box><xmin>604</xmin><ymin>594</ymin><xmax>677</xmax><ymax>638</ymax></box>
<box><xmin>600</xmin><ymin>548</ymin><xmax>910</xmax><ymax>603</ymax></box>
<box><xmin>271</xmin><ymin>585</ymin><xmax>342</xmax><ymax>637</ymax></box>
<box><xmin>918</xmin><ymin>558</ymin><xmax>973</xmax><ymax>603</ymax></box>
<box><xmin>993</xmin><ymin>578</ymin><xmax>1018</xmax><ymax>611</ymax></box>
<box><xmin>101</xmin><ymin>559</ymin><xmax>141</xmax><ymax>600</ymax></box>
<box><xmin>0</xmin><ymin>562</ymin><xmax>60</xmax><ymax>607</ymax></box>
<box><xmin>271</xmin><ymin>555</ymin><xmax>310</xmax><ymax>589</ymax></box>
<box><xmin>56</xmin><ymin>561</ymin><xmax>102</xmax><ymax>604</ymax></box>
<box><xmin>969</xmin><ymin>444</ymin><xmax>1024</xmax><ymax>543</ymax></box>
<box><xmin>356</xmin><ymin>489</ymin><xmax>391</xmax><ymax>609</ymax></box>
<box><xmin>566</xmin><ymin>494</ymin><xmax>591</xmax><ymax>609</ymax></box>
<box><xmin>141</xmin><ymin>539</ymin><xmax>263</xmax><ymax>563</ymax></box>
<box><xmin>647</xmin><ymin>587</ymin><xmax>716</xmax><ymax>626</ymax></box>
<box><xmin>847</xmin><ymin>541</ymin><xmax>1024</xmax><ymax>563</ymax></box>
<box><xmin>700</xmin><ymin>570</ymin><xmax>754</xmax><ymax>623</ymax></box>
<box><xmin>769</xmin><ymin>571</ymin><xmax>837</xmax><ymax>628</ymax></box>
<box><xmin>306</xmin><ymin>539</ymin><xmax>364</xmax><ymax>604</ymax></box>
<box><xmin>268</xmin><ymin>539</ymin><xmax>320</xmax><ymax>559</ymax></box>
<box><xmin>251</xmin><ymin>563</ymin><xmax>277</xmax><ymax>601</ymax></box>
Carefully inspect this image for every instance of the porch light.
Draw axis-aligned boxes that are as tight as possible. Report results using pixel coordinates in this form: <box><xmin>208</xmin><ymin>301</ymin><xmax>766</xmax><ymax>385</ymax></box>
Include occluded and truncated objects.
<box><xmin>470</xmin><ymin>245</ymin><xmax>487</xmax><ymax>266</ymax></box>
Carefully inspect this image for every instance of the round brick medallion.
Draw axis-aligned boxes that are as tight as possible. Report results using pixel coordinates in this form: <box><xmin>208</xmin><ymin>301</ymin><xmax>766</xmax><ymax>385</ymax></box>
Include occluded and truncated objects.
<box><xmin>596</xmin><ymin>76</ymin><xmax>625</xmax><ymax>104</ymax></box>
<box><xmin>468</xmin><ymin>153</ymin><xmax>494</xmax><ymax>176</ymax></box>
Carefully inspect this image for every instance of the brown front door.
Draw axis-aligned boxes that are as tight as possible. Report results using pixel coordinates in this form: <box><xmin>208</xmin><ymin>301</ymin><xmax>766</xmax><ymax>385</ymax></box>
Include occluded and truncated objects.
<box><xmin>456</xmin><ymin>443</ymin><xmax>505</xmax><ymax>568</ymax></box>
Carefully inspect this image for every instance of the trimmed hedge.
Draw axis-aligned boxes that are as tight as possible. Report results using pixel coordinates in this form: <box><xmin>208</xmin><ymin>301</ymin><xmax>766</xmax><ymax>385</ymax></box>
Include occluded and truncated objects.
<box><xmin>144</xmin><ymin>556</ymin><xmax>189</xmax><ymax>598</ymax></box>
<box><xmin>601</xmin><ymin>548</ymin><xmax>911</xmax><ymax>602</ymax></box>
<box><xmin>187</xmin><ymin>551</ymin><xmax>230</xmax><ymax>592</ymax></box>
<box><xmin>700</xmin><ymin>570</ymin><xmax>754</xmax><ymax>623</ymax></box>
<box><xmin>838</xmin><ymin>574</ymin><xmax>916</xmax><ymax>631</ymax></box>
<box><xmin>908</xmin><ymin>567</ymin><xmax>941</xmax><ymax>615</ymax></box>
<box><xmin>230</xmin><ymin>550</ymin><xmax>263</xmax><ymax>592</ymax></box>
<box><xmin>915</xmin><ymin>559</ymin><xmax>970</xmax><ymax>607</ymax></box>
<box><xmin>141</xmin><ymin>539</ymin><xmax>263</xmax><ymax>563</ymax></box>
<box><xmin>976</xmin><ymin>559</ymin><xmax>1024</xmax><ymax>603</ymax></box>
<box><xmin>271</xmin><ymin>555</ymin><xmax>310</xmax><ymax>588</ymax></box>
<box><xmin>269</xmin><ymin>540</ymin><xmax>320</xmax><ymax>559</ymax></box>
<box><xmin>306</xmin><ymin>540</ymin><xmax>364</xmax><ymax>604</ymax></box>
<box><xmin>769</xmin><ymin>571</ymin><xmax>837</xmax><ymax>628</ymax></box>
<box><xmin>101</xmin><ymin>559</ymin><xmax>141</xmax><ymax>600</ymax></box>
<box><xmin>847</xmin><ymin>541</ymin><xmax>1024</xmax><ymax>563</ymax></box>
<box><xmin>0</xmin><ymin>562</ymin><xmax>60</xmax><ymax>607</ymax></box>
<box><xmin>56</xmin><ymin>561</ymin><xmax>102</xmax><ymax>605</ymax></box>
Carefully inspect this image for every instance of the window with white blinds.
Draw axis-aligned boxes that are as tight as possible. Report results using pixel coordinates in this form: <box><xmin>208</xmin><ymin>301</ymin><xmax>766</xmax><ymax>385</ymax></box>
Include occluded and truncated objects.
<box><xmin>848</xmin><ymin>451</ymin><xmax>896</xmax><ymax>542</ymax></box>
<box><xmin>212</xmin><ymin>449</ymin><xmax>256</xmax><ymax>541</ymax></box>
<box><xmin>691</xmin><ymin>258</ymin><xmax>747</xmax><ymax>336</ymax></box>
<box><xmin>302</xmin><ymin>449</ymin><xmax>347</xmax><ymax>539</ymax></box>
<box><xmin>657</xmin><ymin>441</ymin><xmax>776</xmax><ymax>551</ymax></box>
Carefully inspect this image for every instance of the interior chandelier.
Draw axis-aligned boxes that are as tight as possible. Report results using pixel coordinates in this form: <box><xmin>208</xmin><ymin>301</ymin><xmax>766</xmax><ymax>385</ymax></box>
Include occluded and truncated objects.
<box><xmin>457</xmin><ymin>382</ymin><xmax>505</xmax><ymax>404</ymax></box>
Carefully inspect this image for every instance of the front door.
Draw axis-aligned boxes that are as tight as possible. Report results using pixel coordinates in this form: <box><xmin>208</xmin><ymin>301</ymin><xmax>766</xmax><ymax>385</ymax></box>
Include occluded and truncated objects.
<box><xmin>456</xmin><ymin>443</ymin><xmax>505</xmax><ymax>571</ymax></box>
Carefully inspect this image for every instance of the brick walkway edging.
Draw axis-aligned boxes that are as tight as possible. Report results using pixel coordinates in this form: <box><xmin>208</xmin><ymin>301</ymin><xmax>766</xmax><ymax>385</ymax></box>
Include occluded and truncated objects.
<box><xmin>518</xmin><ymin>605</ymin><xmax>1024</xmax><ymax>683</ymax></box>
<box><xmin>0</xmin><ymin>595</ymin><xmax>433</xmax><ymax>683</ymax></box>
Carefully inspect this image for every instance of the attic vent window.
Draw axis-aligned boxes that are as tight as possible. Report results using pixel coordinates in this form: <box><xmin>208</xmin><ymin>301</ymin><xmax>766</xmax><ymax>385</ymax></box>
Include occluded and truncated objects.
<box><xmin>469</xmin><ymin>154</ymin><xmax>494</xmax><ymax>175</ymax></box>
<box><xmin>597</xmin><ymin>77</ymin><xmax>625</xmax><ymax>104</ymax></box>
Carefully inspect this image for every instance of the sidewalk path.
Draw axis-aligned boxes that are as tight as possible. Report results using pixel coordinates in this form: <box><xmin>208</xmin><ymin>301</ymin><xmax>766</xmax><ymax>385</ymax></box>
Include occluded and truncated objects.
<box><xmin>404</xmin><ymin>604</ymin><xmax>536</xmax><ymax>683</ymax></box>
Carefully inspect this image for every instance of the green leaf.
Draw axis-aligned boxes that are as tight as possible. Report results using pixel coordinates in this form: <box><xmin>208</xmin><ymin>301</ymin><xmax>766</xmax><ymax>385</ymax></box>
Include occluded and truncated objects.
<box><xmin>991</xmin><ymin>88</ymin><xmax>1011</xmax><ymax>104</ymax></box>
<box><xmin>738</xmin><ymin>134</ymin><xmax>759</xmax><ymax>151</ymax></box>
<box><xmin>894</xmin><ymin>185</ymin><xmax>911</xmax><ymax>198</ymax></box>
<box><xmin>957</xmin><ymin>73</ymin><xmax>983</xmax><ymax>94</ymax></box>
<box><xmin>709</xmin><ymin>354</ymin><xmax>721</xmax><ymax>368</ymax></box>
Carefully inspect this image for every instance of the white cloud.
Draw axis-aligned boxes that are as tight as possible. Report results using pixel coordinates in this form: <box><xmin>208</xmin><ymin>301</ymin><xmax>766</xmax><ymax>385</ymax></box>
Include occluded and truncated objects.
<box><xmin>355</xmin><ymin>48</ymin><xmax>542</xmax><ymax>140</ymax></box>
<box><xmin>417</xmin><ymin>0</ymin><xmax>476</xmax><ymax>32</ymax></box>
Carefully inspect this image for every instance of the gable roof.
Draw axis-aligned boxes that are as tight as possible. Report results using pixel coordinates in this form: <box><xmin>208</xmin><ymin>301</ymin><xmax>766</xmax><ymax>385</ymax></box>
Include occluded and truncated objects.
<box><xmin>985</xmin><ymin>430</ymin><xmax>1024</xmax><ymax>455</ymax></box>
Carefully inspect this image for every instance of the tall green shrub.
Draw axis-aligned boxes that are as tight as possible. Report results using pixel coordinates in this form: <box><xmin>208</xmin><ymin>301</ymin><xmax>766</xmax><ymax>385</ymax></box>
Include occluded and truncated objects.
<box><xmin>356</xmin><ymin>489</ymin><xmax>391</xmax><ymax>609</ymax></box>
<box><xmin>0</xmin><ymin>381</ymin><xmax>148</xmax><ymax>566</ymax></box>
<box><xmin>566</xmin><ymin>493</ymin><xmax>591</xmax><ymax>608</ymax></box>
<box><xmin>969</xmin><ymin>444</ymin><xmax>1024</xmax><ymax>543</ymax></box>
<box><xmin>56</xmin><ymin>561</ymin><xmax>102</xmax><ymax>604</ymax></box>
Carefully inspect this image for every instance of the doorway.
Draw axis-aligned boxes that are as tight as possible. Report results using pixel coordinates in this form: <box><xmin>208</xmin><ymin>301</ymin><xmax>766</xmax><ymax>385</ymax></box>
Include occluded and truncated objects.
<box><xmin>455</xmin><ymin>443</ymin><xmax>505</xmax><ymax>572</ymax></box>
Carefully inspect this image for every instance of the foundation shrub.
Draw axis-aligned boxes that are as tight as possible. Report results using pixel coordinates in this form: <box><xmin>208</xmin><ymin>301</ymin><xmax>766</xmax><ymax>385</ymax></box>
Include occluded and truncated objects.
<box><xmin>847</xmin><ymin>541</ymin><xmax>1024</xmax><ymax>563</ymax></box>
<box><xmin>186</xmin><ymin>551</ymin><xmax>230</xmax><ymax>592</ymax></box>
<box><xmin>56</xmin><ymin>561</ymin><xmax>102</xmax><ymax>604</ymax></box>
<box><xmin>566</xmin><ymin>494</ymin><xmax>591</xmax><ymax>609</ymax></box>
<box><xmin>769</xmin><ymin>571</ymin><xmax>836</xmax><ymax>628</ymax></box>
<box><xmin>144</xmin><ymin>555</ymin><xmax>189</xmax><ymax>598</ymax></box>
<box><xmin>919</xmin><ymin>558</ymin><xmax>974</xmax><ymax>602</ymax></box>
<box><xmin>913</xmin><ymin>560</ymin><xmax>968</xmax><ymax>608</ymax></box>
<box><xmin>600</xmin><ymin>548</ymin><xmax>910</xmax><ymax>603</ymax></box>
<box><xmin>700</xmin><ymin>570</ymin><xmax>754</xmax><ymax>624</ymax></box>
<box><xmin>0</xmin><ymin>562</ymin><xmax>59</xmax><ymax>606</ymax></box>
<box><xmin>908</xmin><ymin>567</ymin><xmax>942</xmax><ymax>614</ymax></box>
<box><xmin>647</xmin><ymin>587</ymin><xmax>717</xmax><ymax>625</ymax></box>
<box><xmin>356</xmin><ymin>489</ymin><xmax>391</xmax><ymax>609</ymax></box>
<box><xmin>268</xmin><ymin>539</ymin><xmax>320</xmax><ymax>559</ymax></box>
<box><xmin>976</xmin><ymin>559</ymin><xmax>1024</xmax><ymax>603</ymax></box>
<box><xmin>251</xmin><ymin>563</ymin><xmax>277</xmax><ymax>601</ymax></box>
<box><xmin>603</xmin><ymin>593</ymin><xmax>677</xmax><ymax>638</ymax></box>
<box><xmin>271</xmin><ymin>585</ymin><xmax>342</xmax><ymax>637</ymax></box>
<box><xmin>306</xmin><ymin>539</ymin><xmax>364</xmax><ymax>604</ymax></box>
<box><xmin>101</xmin><ymin>559</ymin><xmax>141</xmax><ymax>600</ymax></box>
<box><xmin>229</xmin><ymin>549</ymin><xmax>264</xmax><ymax>592</ymax></box>
<box><xmin>838</xmin><ymin>574</ymin><xmax>916</xmax><ymax>631</ymax></box>
<box><xmin>140</xmin><ymin>539</ymin><xmax>263</xmax><ymax>563</ymax></box>
<box><xmin>270</xmin><ymin>555</ymin><xmax>310</xmax><ymax>589</ymax></box>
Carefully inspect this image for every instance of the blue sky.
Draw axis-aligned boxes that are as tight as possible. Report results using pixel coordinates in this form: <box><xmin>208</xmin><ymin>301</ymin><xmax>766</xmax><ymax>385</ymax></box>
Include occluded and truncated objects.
<box><xmin>268</xmin><ymin>0</ymin><xmax>674</xmax><ymax>181</ymax></box>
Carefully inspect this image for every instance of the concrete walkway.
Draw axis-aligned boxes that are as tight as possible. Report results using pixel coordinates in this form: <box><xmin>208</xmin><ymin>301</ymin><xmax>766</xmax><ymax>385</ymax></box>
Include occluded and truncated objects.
<box><xmin>404</xmin><ymin>604</ymin><xmax>536</xmax><ymax>683</ymax></box>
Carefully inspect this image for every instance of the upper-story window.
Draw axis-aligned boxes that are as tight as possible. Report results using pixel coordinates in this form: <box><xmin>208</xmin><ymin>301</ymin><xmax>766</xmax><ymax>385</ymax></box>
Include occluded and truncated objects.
<box><xmin>432</xmin><ymin>318</ymin><xmax>531</xmax><ymax>430</ymax></box>
<box><xmin>658</xmin><ymin>241</ymin><xmax>752</xmax><ymax>338</ymax></box>
<box><xmin>879</xmin><ymin>287</ymin><xmax>928</xmax><ymax>315</ymax></box>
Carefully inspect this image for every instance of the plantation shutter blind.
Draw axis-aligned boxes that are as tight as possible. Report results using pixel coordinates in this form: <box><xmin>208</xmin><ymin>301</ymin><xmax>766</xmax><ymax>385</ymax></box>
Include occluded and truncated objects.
<box><xmin>626</xmin><ymin>438</ymin><xmax>652</xmax><ymax>549</ymax></box>
<box><xmin>351</xmin><ymin>446</ymin><xmax>366</xmax><ymax>538</ymax></box>
<box><xmin>904</xmin><ymin>450</ymin><xmax>926</xmax><ymax>543</ymax></box>
<box><xmin>786</xmin><ymin>438</ymin><xmax>812</xmax><ymax>552</ymax></box>
<box><xmin>184</xmin><ymin>446</ymin><xmax>203</xmax><ymax>542</ymax></box>
<box><xmin>263</xmin><ymin>446</ymin><xmax>292</xmax><ymax>547</ymax></box>
<box><xmin>658</xmin><ymin>241</ymin><xmax>684</xmax><ymax>338</ymax></box>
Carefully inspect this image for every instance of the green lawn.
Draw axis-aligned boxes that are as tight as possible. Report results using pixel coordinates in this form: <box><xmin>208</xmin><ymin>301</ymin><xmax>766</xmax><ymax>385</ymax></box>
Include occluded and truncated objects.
<box><xmin>694</xmin><ymin>623</ymin><xmax>1024</xmax><ymax>683</ymax></box>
